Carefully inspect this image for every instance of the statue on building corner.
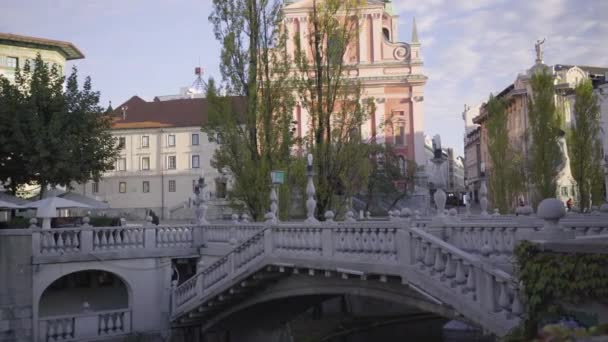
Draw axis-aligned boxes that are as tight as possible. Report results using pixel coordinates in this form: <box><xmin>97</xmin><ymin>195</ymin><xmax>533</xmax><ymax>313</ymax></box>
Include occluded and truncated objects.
<box><xmin>193</xmin><ymin>176</ymin><xmax>208</xmax><ymax>225</ymax></box>
<box><xmin>535</xmin><ymin>38</ymin><xmax>545</xmax><ymax>64</ymax></box>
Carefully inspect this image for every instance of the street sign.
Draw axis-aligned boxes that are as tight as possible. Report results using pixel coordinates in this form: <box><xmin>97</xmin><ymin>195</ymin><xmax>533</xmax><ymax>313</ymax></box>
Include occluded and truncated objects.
<box><xmin>271</xmin><ymin>170</ymin><xmax>286</xmax><ymax>185</ymax></box>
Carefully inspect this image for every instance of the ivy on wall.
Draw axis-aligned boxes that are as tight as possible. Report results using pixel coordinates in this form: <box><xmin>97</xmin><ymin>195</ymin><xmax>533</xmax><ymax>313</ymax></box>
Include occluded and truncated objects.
<box><xmin>513</xmin><ymin>241</ymin><xmax>608</xmax><ymax>339</ymax></box>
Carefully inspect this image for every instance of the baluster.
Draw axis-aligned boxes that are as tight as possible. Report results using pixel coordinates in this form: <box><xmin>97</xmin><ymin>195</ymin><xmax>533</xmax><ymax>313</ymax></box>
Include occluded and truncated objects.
<box><xmin>117</xmin><ymin>312</ymin><xmax>124</xmax><ymax>331</ymax></box>
<box><xmin>376</xmin><ymin>228</ymin><xmax>386</xmax><ymax>258</ymax></box>
<box><xmin>171</xmin><ymin>228</ymin><xmax>179</xmax><ymax>247</ymax></box>
<box><xmin>494</xmin><ymin>228</ymin><xmax>506</xmax><ymax>255</ymax></box>
<box><xmin>118</xmin><ymin>229</ymin><xmax>126</xmax><ymax>248</ymax></box>
<box><xmin>362</xmin><ymin>228</ymin><xmax>372</xmax><ymax>255</ymax></box>
<box><xmin>462</xmin><ymin>228</ymin><xmax>471</xmax><ymax>252</ymax></box>
<box><xmin>64</xmin><ymin>232</ymin><xmax>73</xmax><ymax>252</ymax></box>
<box><xmin>56</xmin><ymin>233</ymin><xmax>64</xmax><ymax>252</ymax></box>
<box><xmin>73</xmin><ymin>232</ymin><xmax>80</xmax><ymax>251</ymax></box>
<box><xmin>109</xmin><ymin>313</ymin><xmax>116</xmax><ymax>331</ymax></box>
<box><xmin>454</xmin><ymin>258</ymin><xmax>466</xmax><ymax>285</ymax></box>
<box><xmin>423</xmin><ymin>243</ymin><xmax>434</xmax><ymax>268</ymax></box>
<box><xmin>100</xmin><ymin>314</ymin><xmax>108</xmax><ymax>334</ymax></box>
<box><xmin>48</xmin><ymin>321</ymin><xmax>56</xmax><ymax>339</ymax></box>
<box><xmin>511</xmin><ymin>286</ymin><xmax>523</xmax><ymax>316</ymax></box>
<box><xmin>335</xmin><ymin>228</ymin><xmax>344</xmax><ymax>254</ymax></box>
<box><xmin>302</xmin><ymin>228</ymin><xmax>310</xmax><ymax>252</ymax></box>
<box><xmin>371</xmin><ymin>229</ymin><xmax>381</xmax><ymax>256</ymax></box>
<box><xmin>40</xmin><ymin>233</ymin><xmax>48</xmax><ymax>254</ymax></box>
<box><xmin>433</xmin><ymin>249</ymin><xmax>445</xmax><ymax>273</ymax></box>
<box><xmin>413</xmin><ymin>237</ymin><xmax>422</xmax><ymax>265</ymax></box>
<box><xmin>444</xmin><ymin>253</ymin><xmax>456</xmax><ymax>279</ymax></box>
<box><xmin>497</xmin><ymin>280</ymin><xmax>510</xmax><ymax>312</ymax></box>
<box><xmin>123</xmin><ymin>229</ymin><xmax>132</xmax><ymax>247</ymax></box>
<box><xmin>93</xmin><ymin>231</ymin><xmax>100</xmax><ymax>249</ymax></box>
<box><xmin>465</xmin><ymin>264</ymin><xmax>476</xmax><ymax>294</ymax></box>
<box><xmin>455</xmin><ymin>227</ymin><xmax>464</xmax><ymax>249</ymax></box>
<box><xmin>283</xmin><ymin>229</ymin><xmax>291</xmax><ymax>251</ymax></box>
<box><xmin>481</xmin><ymin>228</ymin><xmax>493</xmax><ymax>256</ymax></box>
<box><xmin>137</xmin><ymin>228</ymin><xmax>144</xmax><ymax>247</ymax></box>
<box><xmin>186</xmin><ymin>228</ymin><xmax>193</xmax><ymax>244</ymax></box>
<box><xmin>107</xmin><ymin>230</ymin><xmax>115</xmax><ymax>247</ymax></box>
<box><xmin>65</xmin><ymin>318</ymin><xmax>73</xmax><ymax>337</ymax></box>
<box><xmin>174</xmin><ymin>228</ymin><xmax>181</xmax><ymax>246</ymax></box>
<box><xmin>56</xmin><ymin>319</ymin><xmax>65</xmax><ymax>338</ymax></box>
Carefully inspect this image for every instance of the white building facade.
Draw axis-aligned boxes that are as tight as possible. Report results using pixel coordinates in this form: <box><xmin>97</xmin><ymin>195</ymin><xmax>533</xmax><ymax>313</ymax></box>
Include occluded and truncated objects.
<box><xmin>73</xmin><ymin>96</ymin><xmax>239</xmax><ymax>220</ymax></box>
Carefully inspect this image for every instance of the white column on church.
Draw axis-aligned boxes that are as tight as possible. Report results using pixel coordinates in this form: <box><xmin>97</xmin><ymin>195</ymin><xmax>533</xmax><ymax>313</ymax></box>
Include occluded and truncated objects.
<box><xmin>359</xmin><ymin>15</ymin><xmax>368</xmax><ymax>63</ymax></box>
<box><xmin>372</xmin><ymin>14</ymin><xmax>382</xmax><ymax>62</ymax></box>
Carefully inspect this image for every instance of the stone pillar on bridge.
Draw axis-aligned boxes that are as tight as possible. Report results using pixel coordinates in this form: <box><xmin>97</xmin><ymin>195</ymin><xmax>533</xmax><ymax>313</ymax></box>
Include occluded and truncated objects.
<box><xmin>521</xmin><ymin>198</ymin><xmax>575</xmax><ymax>241</ymax></box>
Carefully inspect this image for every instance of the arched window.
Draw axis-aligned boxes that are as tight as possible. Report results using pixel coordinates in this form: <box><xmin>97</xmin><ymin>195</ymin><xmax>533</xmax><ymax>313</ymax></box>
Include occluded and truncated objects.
<box><xmin>383</xmin><ymin>28</ymin><xmax>390</xmax><ymax>41</ymax></box>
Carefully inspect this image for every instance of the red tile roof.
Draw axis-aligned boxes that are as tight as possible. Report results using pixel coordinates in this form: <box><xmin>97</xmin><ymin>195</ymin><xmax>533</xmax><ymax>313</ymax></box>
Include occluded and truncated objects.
<box><xmin>111</xmin><ymin>96</ymin><xmax>246</xmax><ymax>130</ymax></box>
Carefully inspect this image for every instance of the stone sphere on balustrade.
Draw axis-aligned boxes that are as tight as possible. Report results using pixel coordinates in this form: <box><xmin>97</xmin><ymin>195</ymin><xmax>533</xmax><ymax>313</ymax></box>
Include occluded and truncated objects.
<box><xmin>537</xmin><ymin>198</ymin><xmax>566</xmax><ymax>221</ymax></box>
<box><xmin>400</xmin><ymin>208</ymin><xmax>412</xmax><ymax>218</ymax></box>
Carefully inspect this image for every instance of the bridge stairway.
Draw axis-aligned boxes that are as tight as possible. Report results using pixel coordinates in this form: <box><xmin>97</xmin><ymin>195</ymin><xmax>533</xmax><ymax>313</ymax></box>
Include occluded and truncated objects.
<box><xmin>170</xmin><ymin>223</ymin><xmax>523</xmax><ymax>337</ymax></box>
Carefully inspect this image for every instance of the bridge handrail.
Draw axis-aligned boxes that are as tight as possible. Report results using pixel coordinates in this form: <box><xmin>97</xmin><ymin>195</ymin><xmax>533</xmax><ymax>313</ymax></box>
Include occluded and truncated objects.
<box><xmin>173</xmin><ymin>223</ymin><xmax>524</xmax><ymax>337</ymax></box>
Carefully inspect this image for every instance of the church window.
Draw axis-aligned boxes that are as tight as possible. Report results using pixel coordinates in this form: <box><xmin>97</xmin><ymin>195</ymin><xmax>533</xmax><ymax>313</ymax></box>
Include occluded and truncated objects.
<box><xmin>383</xmin><ymin>28</ymin><xmax>390</xmax><ymax>41</ymax></box>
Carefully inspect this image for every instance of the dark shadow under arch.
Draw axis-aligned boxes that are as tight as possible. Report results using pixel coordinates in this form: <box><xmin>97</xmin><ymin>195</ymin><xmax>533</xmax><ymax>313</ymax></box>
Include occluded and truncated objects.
<box><xmin>39</xmin><ymin>269</ymin><xmax>132</xmax><ymax>317</ymax></box>
<box><xmin>200</xmin><ymin>274</ymin><xmax>462</xmax><ymax>333</ymax></box>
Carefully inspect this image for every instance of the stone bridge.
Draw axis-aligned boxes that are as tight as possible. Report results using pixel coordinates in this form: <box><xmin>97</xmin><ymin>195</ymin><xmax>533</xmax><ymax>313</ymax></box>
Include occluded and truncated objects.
<box><xmin>2</xmin><ymin>206</ymin><xmax>607</xmax><ymax>341</ymax></box>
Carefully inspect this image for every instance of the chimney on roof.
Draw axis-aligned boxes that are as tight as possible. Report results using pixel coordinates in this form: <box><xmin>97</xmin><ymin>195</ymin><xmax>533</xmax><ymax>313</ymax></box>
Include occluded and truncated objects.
<box><xmin>121</xmin><ymin>106</ymin><xmax>128</xmax><ymax>120</ymax></box>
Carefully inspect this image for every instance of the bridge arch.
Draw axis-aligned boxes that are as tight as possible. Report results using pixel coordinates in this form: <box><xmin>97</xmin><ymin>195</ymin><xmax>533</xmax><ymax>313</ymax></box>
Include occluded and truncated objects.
<box><xmin>199</xmin><ymin>274</ymin><xmax>465</xmax><ymax>333</ymax></box>
<box><xmin>38</xmin><ymin>269</ymin><xmax>132</xmax><ymax>317</ymax></box>
<box><xmin>33</xmin><ymin>258</ymin><xmax>172</xmax><ymax>341</ymax></box>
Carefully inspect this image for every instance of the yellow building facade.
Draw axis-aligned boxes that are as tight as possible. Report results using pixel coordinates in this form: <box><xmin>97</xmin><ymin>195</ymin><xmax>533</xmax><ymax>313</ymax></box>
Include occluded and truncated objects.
<box><xmin>0</xmin><ymin>32</ymin><xmax>84</xmax><ymax>83</ymax></box>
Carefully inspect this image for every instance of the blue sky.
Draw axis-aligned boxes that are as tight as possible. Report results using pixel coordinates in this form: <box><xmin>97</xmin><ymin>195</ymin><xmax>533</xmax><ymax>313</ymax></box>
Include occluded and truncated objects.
<box><xmin>1</xmin><ymin>0</ymin><xmax>607</xmax><ymax>155</ymax></box>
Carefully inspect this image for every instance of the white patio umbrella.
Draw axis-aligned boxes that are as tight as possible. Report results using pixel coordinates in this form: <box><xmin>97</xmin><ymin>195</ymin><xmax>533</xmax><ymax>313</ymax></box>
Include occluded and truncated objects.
<box><xmin>27</xmin><ymin>197</ymin><xmax>92</xmax><ymax>229</ymax></box>
<box><xmin>0</xmin><ymin>199</ymin><xmax>23</xmax><ymax>209</ymax></box>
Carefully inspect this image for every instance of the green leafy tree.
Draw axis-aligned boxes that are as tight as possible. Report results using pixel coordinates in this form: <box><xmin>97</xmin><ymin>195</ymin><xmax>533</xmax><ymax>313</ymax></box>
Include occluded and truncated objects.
<box><xmin>567</xmin><ymin>79</ymin><xmax>604</xmax><ymax>211</ymax></box>
<box><xmin>485</xmin><ymin>95</ymin><xmax>523</xmax><ymax>213</ymax></box>
<box><xmin>293</xmin><ymin>0</ymin><xmax>373</xmax><ymax>217</ymax></box>
<box><xmin>528</xmin><ymin>70</ymin><xmax>562</xmax><ymax>204</ymax></box>
<box><xmin>364</xmin><ymin>143</ymin><xmax>417</xmax><ymax>213</ymax></box>
<box><xmin>206</xmin><ymin>0</ymin><xmax>295</xmax><ymax>221</ymax></box>
<box><xmin>0</xmin><ymin>54</ymin><xmax>118</xmax><ymax>198</ymax></box>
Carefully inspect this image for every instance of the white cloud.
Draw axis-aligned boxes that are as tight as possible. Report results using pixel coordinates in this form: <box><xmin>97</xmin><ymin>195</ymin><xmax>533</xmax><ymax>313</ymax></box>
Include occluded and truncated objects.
<box><xmin>395</xmin><ymin>0</ymin><xmax>606</xmax><ymax>155</ymax></box>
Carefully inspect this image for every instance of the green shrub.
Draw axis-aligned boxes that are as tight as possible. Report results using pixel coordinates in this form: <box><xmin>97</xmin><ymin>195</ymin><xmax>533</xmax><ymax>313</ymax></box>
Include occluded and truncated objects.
<box><xmin>0</xmin><ymin>217</ymin><xmax>32</xmax><ymax>229</ymax></box>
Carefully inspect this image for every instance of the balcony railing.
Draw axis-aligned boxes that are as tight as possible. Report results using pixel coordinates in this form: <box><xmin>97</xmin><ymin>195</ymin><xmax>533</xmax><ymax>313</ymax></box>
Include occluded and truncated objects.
<box><xmin>38</xmin><ymin>309</ymin><xmax>131</xmax><ymax>342</ymax></box>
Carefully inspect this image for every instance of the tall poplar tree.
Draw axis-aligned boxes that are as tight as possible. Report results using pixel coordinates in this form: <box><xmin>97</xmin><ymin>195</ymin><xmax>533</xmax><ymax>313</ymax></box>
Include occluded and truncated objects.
<box><xmin>293</xmin><ymin>0</ymin><xmax>373</xmax><ymax>217</ymax></box>
<box><xmin>528</xmin><ymin>70</ymin><xmax>562</xmax><ymax>203</ymax></box>
<box><xmin>486</xmin><ymin>95</ymin><xmax>523</xmax><ymax>213</ymax></box>
<box><xmin>567</xmin><ymin>79</ymin><xmax>603</xmax><ymax>211</ymax></box>
<box><xmin>0</xmin><ymin>54</ymin><xmax>118</xmax><ymax>198</ymax></box>
<box><xmin>206</xmin><ymin>0</ymin><xmax>295</xmax><ymax>220</ymax></box>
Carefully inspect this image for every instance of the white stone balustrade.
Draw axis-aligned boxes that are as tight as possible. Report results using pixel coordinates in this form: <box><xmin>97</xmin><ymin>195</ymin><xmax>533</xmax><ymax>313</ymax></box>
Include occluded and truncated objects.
<box><xmin>561</xmin><ymin>220</ymin><xmax>608</xmax><ymax>236</ymax></box>
<box><xmin>156</xmin><ymin>226</ymin><xmax>194</xmax><ymax>248</ymax></box>
<box><xmin>274</xmin><ymin>226</ymin><xmax>322</xmax><ymax>256</ymax></box>
<box><xmin>333</xmin><ymin>226</ymin><xmax>398</xmax><ymax>262</ymax></box>
<box><xmin>203</xmin><ymin>224</ymin><xmax>265</xmax><ymax>244</ymax></box>
<box><xmin>93</xmin><ymin>227</ymin><xmax>145</xmax><ymax>250</ymax></box>
<box><xmin>172</xmin><ymin>223</ymin><xmax>525</xmax><ymax>336</ymax></box>
<box><xmin>39</xmin><ymin>229</ymin><xmax>82</xmax><ymax>254</ymax></box>
<box><xmin>32</xmin><ymin>225</ymin><xmax>201</xmax><ymax>260</ymax></box>
<box><xmin>407</xmin><ymin>227</ymin><xmax>523</xmax><ymax>324</ymax></box>
<box><xmin>440</xmin><ymin>222</ymin><xmax>540</xmax><ymax>257</ymax></box>
<box><xmin>38</xmin><ymin>309</ymin><xmax>131</xmax><ymax>342</ymax></box>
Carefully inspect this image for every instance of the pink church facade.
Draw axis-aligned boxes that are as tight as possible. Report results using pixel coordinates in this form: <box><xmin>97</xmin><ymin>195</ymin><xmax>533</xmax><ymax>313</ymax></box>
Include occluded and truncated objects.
<box><xmin>284</xmin><ymin>0</ymin><xmax>428</xmax><ymax>168</ymax></box>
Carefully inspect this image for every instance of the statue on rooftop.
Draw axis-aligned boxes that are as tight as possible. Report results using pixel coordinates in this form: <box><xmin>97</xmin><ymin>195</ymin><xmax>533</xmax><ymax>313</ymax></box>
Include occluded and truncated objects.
<box><xmin>535</xmin><ymin>38</ymin><xmax>545</xmax><ymax>63</ymax></box>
